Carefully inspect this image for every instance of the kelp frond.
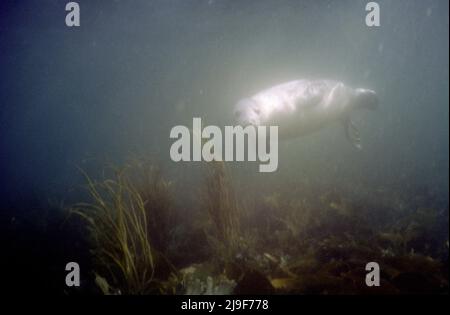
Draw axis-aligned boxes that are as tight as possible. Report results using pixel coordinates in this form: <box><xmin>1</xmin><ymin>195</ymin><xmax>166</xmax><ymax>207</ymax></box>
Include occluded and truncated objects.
<box><xmin>203</xmin><ymin>161</ymin><xmax>244</xmax><ymax>267</ymax></box>
<box><xmin>72</xmin><ymin>166</ymin><xmax>156</xmax><ymax>294</ymax></box>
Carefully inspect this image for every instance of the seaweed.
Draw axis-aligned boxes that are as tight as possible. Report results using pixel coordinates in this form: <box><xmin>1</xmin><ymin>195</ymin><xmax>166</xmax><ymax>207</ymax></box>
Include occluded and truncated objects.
<box><xmin>202</xmin><ymin>161</ymin><xmax>245</xmax><ymax>274</ymax></box>
<box><xmin>70</xmin><ymin>158</ymin><xmax>448</xmax><ymax>295</ymax></box>
<box><xmin>72</xmin><ymin>163</ymin><xmax>175</xmax><ymax>294</ymax></box>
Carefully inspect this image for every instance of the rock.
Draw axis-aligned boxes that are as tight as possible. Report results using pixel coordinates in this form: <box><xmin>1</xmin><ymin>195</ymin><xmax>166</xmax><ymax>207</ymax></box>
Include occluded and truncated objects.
<box><xmin>234</xmin><ymin>269</ymin><xmax>275</xmax><ymax>294</ymax></box>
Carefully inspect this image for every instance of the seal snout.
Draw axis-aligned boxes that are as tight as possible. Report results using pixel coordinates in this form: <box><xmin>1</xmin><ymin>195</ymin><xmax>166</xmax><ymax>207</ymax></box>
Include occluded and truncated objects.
<box><xmin>355</xmin><ymin>88</ymin><xmax>379</xmax><ymax>111</ymax></box>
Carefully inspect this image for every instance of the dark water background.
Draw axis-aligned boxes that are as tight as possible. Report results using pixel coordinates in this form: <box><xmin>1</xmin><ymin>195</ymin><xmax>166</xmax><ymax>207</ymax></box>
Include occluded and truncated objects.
<box><xmin>0</xmin><ymin>0</ymin><xmax>448</xmax><ymax>294</ymax></box>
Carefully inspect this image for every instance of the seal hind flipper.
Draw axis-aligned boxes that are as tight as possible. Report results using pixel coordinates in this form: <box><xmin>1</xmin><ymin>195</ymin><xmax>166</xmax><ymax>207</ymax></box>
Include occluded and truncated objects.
<box><xmin>343</xmin><ymin>117</ymin><xmax>362</xmax><ymax>150</ymax></box>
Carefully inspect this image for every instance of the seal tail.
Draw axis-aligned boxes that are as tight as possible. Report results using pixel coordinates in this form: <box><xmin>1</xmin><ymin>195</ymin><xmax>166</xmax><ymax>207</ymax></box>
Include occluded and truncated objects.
<box><xmin>354</xmin><ymin>88</ymin><xmax>379</xmax><ymax>110</ymax></box>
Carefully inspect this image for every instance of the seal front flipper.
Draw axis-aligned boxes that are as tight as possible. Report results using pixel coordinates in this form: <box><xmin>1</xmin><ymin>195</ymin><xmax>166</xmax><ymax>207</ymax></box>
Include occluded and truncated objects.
<box><xmin>343</xmin><ymin>116</ymin><xmax>362</xmax><ymax>150</ymax></box>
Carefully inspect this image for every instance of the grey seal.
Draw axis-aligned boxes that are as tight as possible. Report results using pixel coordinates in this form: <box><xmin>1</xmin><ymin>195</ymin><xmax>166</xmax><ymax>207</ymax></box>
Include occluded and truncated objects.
<box><xmin>234</xmin><ymin>80</ymin><xmax>378</xmax><ymax>149</ymax></box>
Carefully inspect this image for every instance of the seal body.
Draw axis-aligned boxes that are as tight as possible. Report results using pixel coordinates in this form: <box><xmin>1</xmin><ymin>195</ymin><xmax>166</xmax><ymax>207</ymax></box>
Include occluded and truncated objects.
<box><xmin>234</xmin><ymin>80</ymin><xmax>378</xmax><ymax>147</ymax></box>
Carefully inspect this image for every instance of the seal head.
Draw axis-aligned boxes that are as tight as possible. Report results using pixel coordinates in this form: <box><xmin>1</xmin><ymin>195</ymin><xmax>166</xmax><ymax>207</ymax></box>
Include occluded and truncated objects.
<box><xmin>234</xmin><ymin>98</ymin><xmax>261</xmax><ymax>126</ymax></box>
<box><xmin>353</xmin><ymin>88</ymin><xmax>379</xmax><ymax>111</ymax></box>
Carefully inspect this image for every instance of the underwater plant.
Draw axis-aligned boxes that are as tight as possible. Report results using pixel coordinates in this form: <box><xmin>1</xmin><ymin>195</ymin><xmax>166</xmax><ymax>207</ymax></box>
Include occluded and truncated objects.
<box><xmin>202</xmin><ymin>161</ymin><xmax>247</xmax><ymax>275</ymax></box>
<box><xmin>267</xmin><ymin>194</ymin><xmax>315</xmax><ymax>240</ymax></box>
<box><xmin>69</xmin><ymin>157</ymin><xmax>448</xmax><ymax>295</ymax></box>
<box><xmin>73</xmin><ymin>164</ymin><xmax>173</xmax><ymax>294</ymax></box>
<box><xmin>123</xmin><ymin>159</ymin><xmax>175</xmax><ymax>255</ymax></box>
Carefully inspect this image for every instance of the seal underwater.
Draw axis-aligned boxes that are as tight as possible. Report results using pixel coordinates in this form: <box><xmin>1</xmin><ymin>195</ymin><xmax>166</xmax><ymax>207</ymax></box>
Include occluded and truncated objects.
<box><xmin>234</xmin><ymin>80</ymin><xmax>379</xmax><ymax>149</ymax></box>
